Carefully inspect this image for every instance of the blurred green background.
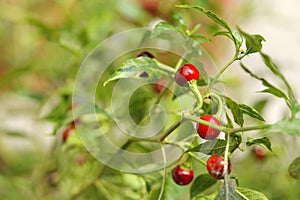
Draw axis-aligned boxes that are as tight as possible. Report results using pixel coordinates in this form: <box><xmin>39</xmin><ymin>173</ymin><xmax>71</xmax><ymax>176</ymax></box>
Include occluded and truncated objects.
<box><xmin>0</xmin><ymin>0</ymin><xmax>299</xmax><ymax>199</ymax></box>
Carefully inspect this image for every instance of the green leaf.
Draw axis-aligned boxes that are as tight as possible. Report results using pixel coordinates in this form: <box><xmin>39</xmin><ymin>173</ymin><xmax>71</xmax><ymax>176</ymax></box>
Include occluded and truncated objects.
<box><xmin>259</xmin><ymin>88</ymin><xmax>287</xmax><ymax>99</ymax></box>
<box><xmin>289</xmin><ymin>156</ymin><xmax>300</xmax><ymax>179</ymax></box>
<box><xmin>238</xmin><ymin>28</ymin><xmax>265</xmax><ymax>54</ymax></box>
<box><xmin>103</xmin><ymin>57</ymin><xmax>167</xmax><ymax>86</ymax></box>
<box><xmin>225</xmin><ymin>97</ymin><xmax>244</xmax><ymax>127</ymax></box>
<box><xmin>173</xmin><ymin>14</ymin><xmax>187</xmax><ymax>34</ymax></box>
<box><xmin>239</xmin><ymin>104</ymin><xmax>265</xmax><ymax>122</ymax></box>
<box><xmin>259</xmin><ymin>53</ymin><xmax>281</xmax><ymax>78</ymax></box>
<box><xmin>190</xmin><ymin>174</ymin><xmax>217</xmax><ymax>199</ymax></box>
<box><xmin>1</xmin><ymin>131</ymin><xmax>27</xmax><ymax>137</ymax></box>
<box><xmin>253</xmin><ymin>98</ymin><xmax>268</xmax><ymax>114</ymax></box>
<box><xmin>191</xmin><ymin>33</ymin><xmax>210</xmax><ymax>43</ymax></box>
<box><xmin>274</xmin><ymin>118</ymin><xmax>300</xmax><ymax>135</ymax></box>
<box><xmin>194</xmin><ymin>194</ymin><xmax>216</xmax><ymax>200</ymax></box>
<box><xmin>260</xmin><ymin>52</ymin><xmax>295</xmax><ymax>103</ymax></box>
<box><xmin>177</xmin><ymin>5</ymin><xmax>232</xmax><ymax>33</ymax></box>
<box><xmin>59</xmin><ymin>38</ymin><xmax>82</xmax><ymax>56</ymax></box>
<box><xmin>240</xmin><ymin>63</ymin><xmax>289</xmax><ymax>101</ymax></box>
<box><xmin>44</xmin><ymin>95</ymin><xmax>71</xmax><ymax>121</ymax></box>
<box><xmin>176</xmin><ymin>4</ymin><xmax>240</xmax><ymax>48</ymax></box>
<box><xmin>189</xmin><ymin>24</ymin><xmax>202</xmax><ymax>35</ymax></box>
<box><xmin>188</xmin><ymin>136</ymin><xmax>241</xmax><ymax>155</ymax></box>
<box><xmin>213</xmin><ymin>31</ymin><xmax>232</xmax><ymax>39</ymax></box>
<box><xmin>150</xmin><ymin>22</ymin><xmax>179</xmax><ymax>39</ymax></box>
<box><xmin>232</xmin><ymin>31</ymin><xmax>243</xmax><ymax>49</ymax></box>
<box><xmin>216</xmin><ymin>181</ymin><xmax>244</xmax><ymax>200</ymax></box>
<box><xmin>0</xmin><ymin>66</ymin><xmax>33</xmax><ymax>87</ymax></box>
<box><xmin>246</xmin><ymin>137</ymin><xmax>272</xmax><ymax>151</ymax></box>
<box><xmin>129</xmin><ymin>87</ymin><xmax>153</xmax><ymax>124</ymax></box>
<box><xmin>236</xmin><ymin>187</ymin><xmax>269</xmax><ymax>200</ymax></box>
<box><xmin>214</xmin><ymin>31</ymin><xmax>242</xmax><ymax>49</ymax></box>
<box><xmin>225</xmin><ymin>111</ymin><xmax>234</xmax><ymax>128</ymax></box>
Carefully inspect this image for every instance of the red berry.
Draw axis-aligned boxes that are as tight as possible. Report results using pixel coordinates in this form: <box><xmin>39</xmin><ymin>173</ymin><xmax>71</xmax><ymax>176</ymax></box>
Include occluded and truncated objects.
<box><xmin>175</xmin><ymin>64</ymin><xmax>200</xmax><ymax>86</ymax></box>
<box><xmin>172</xmin><ymin>165</ymin><xmax>194</xmax><ymax>185</ymax></box>
<box><xmin>62</xmin><ymin>125</ymin><xmax>75</xmax><ymax>142</ymax></box>
<box><xmin>206</xmin><ymin>154</ymin><xmax>231</xmax><ymax>179</ymax></box>
<box><xmin>197</xmin><ymin>115</ymin><xmax>221</xmax><ymax>140</ymax></box>
<box><xmin>137</xmin><ymin>51</ymin><xmax>154</xmax><ymax>59</ymax></box>
<box><xmin>138</xmin><ymin>0</ymin><xmax>159</xmax><ymax>15</ymax></box>
<box><xmin>253</xmin><ymin>145</ymin><xmax>266</xmax><ymax>160</ymax></box>
<box><xmin>154</xmin><ymin>78</ymin><xmax>167</xmax><ymax>93</ymax></box>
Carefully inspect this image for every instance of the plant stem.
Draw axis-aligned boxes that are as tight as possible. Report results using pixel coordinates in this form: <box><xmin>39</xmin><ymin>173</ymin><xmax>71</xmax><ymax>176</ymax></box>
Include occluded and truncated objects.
<box><xmin>208</xmin><ymin>56</ymin><xmax>237</xmax><ymax>89</ymax></box>
<box><xmin>158</xmin><ymin>143</ymin><xmax>167</xmax><ymax>200</ymax></box>
<box><xmin>188</xmin><ymin>81</ymin><xmax>203</xmax><ymax>114</ymax></box>
<box><xmin>174</xmin><ymin>56</ymin><xmax>185</xmax><ymax>71</ymax></box>
<box><xmin>154</xmin><ymin>78</ymin><xmax>173</xmax><ymax>105</ymax></box>
<box><xmin>223</xmin><ymin>133</ymin><xmax>230</xmax><ymax>200</ymax></box>
<box><xmin>183</xmin><ymin>115</ymin><xmax>225</xmax><ymax>132</ymax></box>
<box><xmin>155</xmin><ymin>60</ymin><xmax>176</xmax><ymax>74</ymax></box>
<box><xmin>141</xmin><ymin>54</ymin><xmax>185</xmax><ymax>123</ymax></box>
<box><xmin>228</xmin><ymin>124</ymin><xmax>271</xmax><ymax>134</ymax></box>
<box><xmin>185</xmin><ymin>114</ymin><xmax>272</xmax><ymax>135</ymax></box>
<box><xmin>209</xmin><ymin>92</ymin><xmax>224</xmax><ymax>119</ymax></box>
<box><xmin>159</xmin><ymin>119</ymin><xmax>183</xmax><ymax>142</ymax></box>
<box><xmin>70</xmin><ymin>165</ymin><xmax>105</xmax><ymax>199</ymax></box>
<box><xmin>188</xmin><ymin>152</ymin><xmax>206</xmax><ymax>166</ymax></box>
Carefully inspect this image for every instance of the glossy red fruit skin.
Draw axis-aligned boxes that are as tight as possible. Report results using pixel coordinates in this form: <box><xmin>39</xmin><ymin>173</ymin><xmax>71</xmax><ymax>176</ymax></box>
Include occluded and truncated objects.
<box><xmin>253</xmin><ymin>146</ymin><xmax>266</xmax><ymax>160</ymax></box>
<box><xmin>62</xmin><ymin>125</ymin><xmax>75</xmax><ymax>142</ymax></box>
<box><xmin>136</xmin><ymin>51</ymin><xmax>154</xmax><ymax>59</ymax></box>
<box><xmin>172</xmin><ymin>165</ymin><xmax>194</xmax><ymax>185</ymax></box>
<box><xmin>197</xmin><ymin>115</ymin><xmax>221</xmax><ymax>140</ymax></box>
<box><xmin>206</xmin><ymin>154</ymin><xmax>231</xmax><ymax>179</ymax></box>
<box><xmin>175</xmin><ymin>64</ymin><xmax>200</xmax><ymax>86</ymax></box>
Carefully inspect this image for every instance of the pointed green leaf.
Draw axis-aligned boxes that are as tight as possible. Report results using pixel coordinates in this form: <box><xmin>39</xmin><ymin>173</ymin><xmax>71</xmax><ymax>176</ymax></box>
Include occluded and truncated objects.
<box><xmin>238</xmin><ymin>28</ymin><xmax>265</xmax><ymax>54</ymax></box>
<box><xmin>236</xmin><ymin>187</ymin><xmax>269</xmax><ymax>200</ymax></box>
<box><xmin>173</xmin><ymin>14</ymin><xmax>187</xmax><ymax>34</ymax></box>
<box><xmin>253</xmin><ymin>99</ymin><xmax>268</xmax><ymax>114</ymax></box>
<box><xmin>259</xmin><ymin>53</ymin><xmax>282</xmax><ymax>78</ymax></box>
<box><xmin>214</xmin><ymin>31</ymin><xmax>243</xmax><ymax>49</ymax></box>
<box><xmin>177</xmin><ymin>5</ymin><xmax>232</xmax><ymax>33</ymax></box>
<box><xmin>188</xmin><ymin>136</ymin><xmax>241</xmax><ymax>155</ymax></box>
<box><xmin>189</xmin><ymin>24</ymin><xmax>202</xmax><ymax>35</ymax></box>
<box><xmin>44</xmin><ymin>95</ymin><xmax>71</xmax><ymax>122</ymax></box>
<box><xmin>225</xmin><ymin>111</ymin><xmax>234</xmax><ymax>128</ymax></box>
<box><xmin>259</xmin><ymin>88</ymin><xmax>287</xmax><ymax>99</ymax></box>
<box><xmin>103</xmin><ymin>57</ymin><xmax>167</xmax><ymax>86</ymax></box>
<box><xmin>232</xmin><ymin>31</ymin><xmax>243</xmax><ymax>49</ymax></box>
<box><xmin>176</xmin><ymin>5</ymin><xmax>241</xmax><ymax>49</ymax></box>
<box><xmin>239</xmin><ymin>104</ymin><xmax>265</xmax><ymax>122</ymax></box>
<box><xmin>240</xmin><ymin>63</ymin><xmax>289</xmax><ymax>101</ymax></box>
<box><xmin>289</xmin><ymin>156</ymin><xmax>300</xmax><ymax>179</ymax></box>
<box><xmin>2</xmin><ymin>131</ymin><xmax>26</xmax><ymax>137</ymax></box>
<box><xmin>260</xmin><ymin>52</ymin><xmax>295</xmax><ymax>103</ymax></box>
<box><xmin>191</xmin><ymin>33</ymin><xmax>210</xmax><ymax>43</ymax></box>
<box><xmin>246</xmin><ymin>137</ymin><xmax>272</xmax><ymax>151</ymax></box>
<box><xmin>216</xmin><ymin>181</ymin><xmax>244</xmax><ymax>200</ymax></box>
<box><xmin>150</xmin><ymin>22</ymin><xmax>179</xmax><ymax>39</ymax></box>
<box><xmin>190</xmin><ymin>174</ymin><xmax>217</xmax><ymax>199</ymax></box>
<box><xmin>213</xmin><ymin>31</ymin><xmax>232</xmax><ymax>39</ymax></box>
<box><xmin>225</xmin><ymin>97</ymin><xmax>244</xmax><ymax>127</ymax></box>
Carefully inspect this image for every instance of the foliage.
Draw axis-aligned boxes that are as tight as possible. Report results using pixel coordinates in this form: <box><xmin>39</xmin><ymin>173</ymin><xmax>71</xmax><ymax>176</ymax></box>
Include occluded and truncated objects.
<box><xmin>0</xmin><ymin>1</ymin><xmax>300</xmax><ymax>200</ymax></box>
